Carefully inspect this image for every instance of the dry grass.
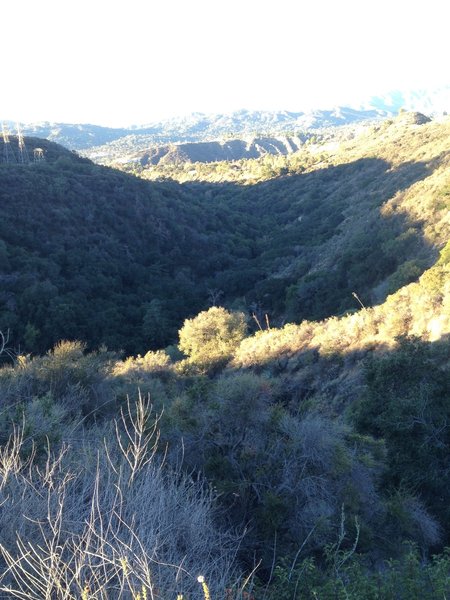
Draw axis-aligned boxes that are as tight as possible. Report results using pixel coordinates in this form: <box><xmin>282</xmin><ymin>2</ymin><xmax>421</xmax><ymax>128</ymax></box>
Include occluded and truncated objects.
<box><xmin>232</xmin><ymin>260</ymin><xmax>450</xmax><ymax>370</ymax></box>
<box><xmin>0</xmin><ymin>394</ymin><xmax>241</xmax><ymax>599</ymax></box>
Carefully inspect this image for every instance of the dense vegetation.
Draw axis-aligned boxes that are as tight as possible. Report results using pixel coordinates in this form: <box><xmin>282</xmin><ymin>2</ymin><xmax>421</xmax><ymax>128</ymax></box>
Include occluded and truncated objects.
<box><xmin>1</xmin><ymin>114</ymin><xmax>448</xmax><ymax>358</ymax></box>
<box><xmin>0</xmin><ymin>113</ymin><xmax>450</xmax><ymax>597</ymax></box>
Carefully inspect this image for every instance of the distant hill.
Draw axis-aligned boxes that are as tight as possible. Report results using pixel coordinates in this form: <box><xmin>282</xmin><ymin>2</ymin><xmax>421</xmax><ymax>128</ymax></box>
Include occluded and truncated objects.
<box><xmin>100</xmin><ymin>136</ymin><xmax>307</xmax><ymax>167</ymax></box>
<box><xmin>132</xmin><ymin>107</ymin><xmax>388</xmax><ymax>139</ymax></box>
<box><xmin>15</xmin><ymin>122</ymin><xmax>134</xmax><ymax>151</ymax></box>
<box><xmin>12</xmin><ymin>106</ymin><xmax>387</xmax><ymax>154</ymax></box>
<box><xmin>4</xmin><ymin>87</ymin><xmax>447</xmax><ymax>161</ymax></box>
<box><xmin>81</xmin><ymin>115</ymin><xmax>386</xmax><ymax>167</ymax></box>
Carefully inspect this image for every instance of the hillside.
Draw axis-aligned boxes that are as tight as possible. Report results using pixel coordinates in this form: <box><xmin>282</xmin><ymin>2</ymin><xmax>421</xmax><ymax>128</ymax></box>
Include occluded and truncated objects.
<box><xmin>84</xmin><ymin>125</ymin><xmax>362</xmax><ymax>169</ymax></box>
<box><xmin>0</xmin><ymin>137</ymin><xmax>254</xmax><ymax>354</ymax></box>
<box><xmin>1</xmin><ymin>112</ymin><xmax>450</xmax><ymax>598</ymax></box>
<box><xmin>139</xmin><ymin>112</ymin><xmax>450</xmax><ymax>320</ymax></box>
<box><xmin>131</xmin><ymin>112</ymin><xmax>445</xmax><ymax>184</ymax></box>
<box><xmin>92</xmin><ymin>135</ymin><xmax>306</xmax><ymax>167</ymax></box>
<box><xmin>0</xmin><ymin>113</ymin><xmax>449</xmax><ymax>357</ymax></box>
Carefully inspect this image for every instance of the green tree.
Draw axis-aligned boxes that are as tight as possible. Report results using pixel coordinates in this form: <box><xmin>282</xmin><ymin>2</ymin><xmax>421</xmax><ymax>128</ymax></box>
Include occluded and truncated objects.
<box><xmin>178</xmin><ymin>306</ymin><xmax>247</xmax><ymax>371</ymax></box>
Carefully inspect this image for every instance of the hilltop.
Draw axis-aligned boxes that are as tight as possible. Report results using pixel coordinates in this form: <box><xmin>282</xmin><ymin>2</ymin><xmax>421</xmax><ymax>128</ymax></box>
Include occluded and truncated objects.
<box><xmin>94</xmin><ymin>135</ymin><xmax>307</xmax><ymax>168</ymax></box>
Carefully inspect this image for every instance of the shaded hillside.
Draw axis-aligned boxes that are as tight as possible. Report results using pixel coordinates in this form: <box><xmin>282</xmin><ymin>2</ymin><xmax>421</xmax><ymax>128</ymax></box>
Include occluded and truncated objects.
<box><xmin>0</xmin><ymin>114</ymin><xmax>448</xmax><ymax>358</ymax></box>
<box><xmin>0</xmin><ymin>138</ymin><xmax>257</xmax><ymax>353</ymax></box>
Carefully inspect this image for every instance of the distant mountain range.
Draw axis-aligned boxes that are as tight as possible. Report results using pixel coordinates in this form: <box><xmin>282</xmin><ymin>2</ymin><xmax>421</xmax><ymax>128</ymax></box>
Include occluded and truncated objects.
<box><xmin>2</xmin><ymin>86</ymin><xmax>448</xmax><ymax>166</ymax></box>
<box><xmin>9</xmin><ymin>107</ymin><xmax>387</xmax><ymax>152</ymax></box>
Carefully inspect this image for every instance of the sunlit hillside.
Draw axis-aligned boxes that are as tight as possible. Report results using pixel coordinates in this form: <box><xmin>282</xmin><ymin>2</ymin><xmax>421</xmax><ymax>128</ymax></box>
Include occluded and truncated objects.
<box><xmin>223</xmin><ymin>113</ymin><xmax>450</xmax><ymax>421</ymax></box>
<box><xmin>132</xmin><ymin>111</ymin><xmax>448</xmax><ymax>185</ymax></box>
<box><xmin>231</xmin><ymin>112</ymin><xmax>450</xmax><ymax>364</ymax></box>
<box><xmin>147</xmin><ymin>113</ymin><xmax>450</xmax><ymax>325</ymax></box>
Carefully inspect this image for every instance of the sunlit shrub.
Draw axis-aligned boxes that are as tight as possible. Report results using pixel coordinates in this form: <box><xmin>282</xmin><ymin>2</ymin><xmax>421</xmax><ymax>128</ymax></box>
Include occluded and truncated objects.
<box><xmin>178</xmin><ymin>307</ymin><xmax>247</xmax><ymax>373</ymax></box>
<box><xmin>113</xmin><ymin>350</ymin><xmax>172</xmax><ymax>377</ymax></box>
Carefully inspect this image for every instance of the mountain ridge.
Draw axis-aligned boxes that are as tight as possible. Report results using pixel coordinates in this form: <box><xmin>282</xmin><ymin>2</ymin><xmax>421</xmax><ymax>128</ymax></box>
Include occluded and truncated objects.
<box><xmin>3</xmin><ymin>85</ymin><xmax>447</xmax><ymax>155</ymax></box>
<box><xmin>7</xmin><ymin>106</ymin><xmax>388</xmax><ymax>151</ymax></box>
<box><xmin>95</xmin><ymin>135</ymin><xmax>308</xmax><ymax>167</ymax></box>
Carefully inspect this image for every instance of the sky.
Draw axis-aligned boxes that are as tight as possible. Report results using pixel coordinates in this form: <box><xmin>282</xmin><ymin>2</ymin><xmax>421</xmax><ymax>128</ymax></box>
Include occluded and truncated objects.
<box><xmin>2</xmin><ymin>0</ymin><xmax>448</xmax><ymax>126</ymax></box>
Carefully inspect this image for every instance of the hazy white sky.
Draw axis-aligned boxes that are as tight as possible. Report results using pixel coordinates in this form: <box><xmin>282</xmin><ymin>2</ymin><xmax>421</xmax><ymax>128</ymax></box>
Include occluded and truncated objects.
<box><xmin>2</xmin><ymin>0</ymin><xmax>448</xmax><ymax>126</ymax></box>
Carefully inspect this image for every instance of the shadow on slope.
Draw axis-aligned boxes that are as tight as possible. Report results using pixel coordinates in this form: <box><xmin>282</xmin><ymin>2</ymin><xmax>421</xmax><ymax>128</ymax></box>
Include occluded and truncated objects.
<box><xmin>0</xmin><ymin>135</ymin><xmax>445</xmax><ymax>355</ymax></box>
<box><xmin>194</xmin><ymin>156</ymin><xmax>440</xmax><ymax>323</ymax></box>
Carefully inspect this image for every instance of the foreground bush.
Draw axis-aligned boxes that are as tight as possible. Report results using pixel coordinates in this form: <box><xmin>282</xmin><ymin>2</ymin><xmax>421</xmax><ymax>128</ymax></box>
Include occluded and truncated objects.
<box><xmin>0</xmin><ymin>394</ymin><xmax>241</xmax><ymax>599</ymax></box>
<box><xmin>0</xmin><ymin>340</ymin><xmax>117</xmax><ymax>421</ymax></box>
